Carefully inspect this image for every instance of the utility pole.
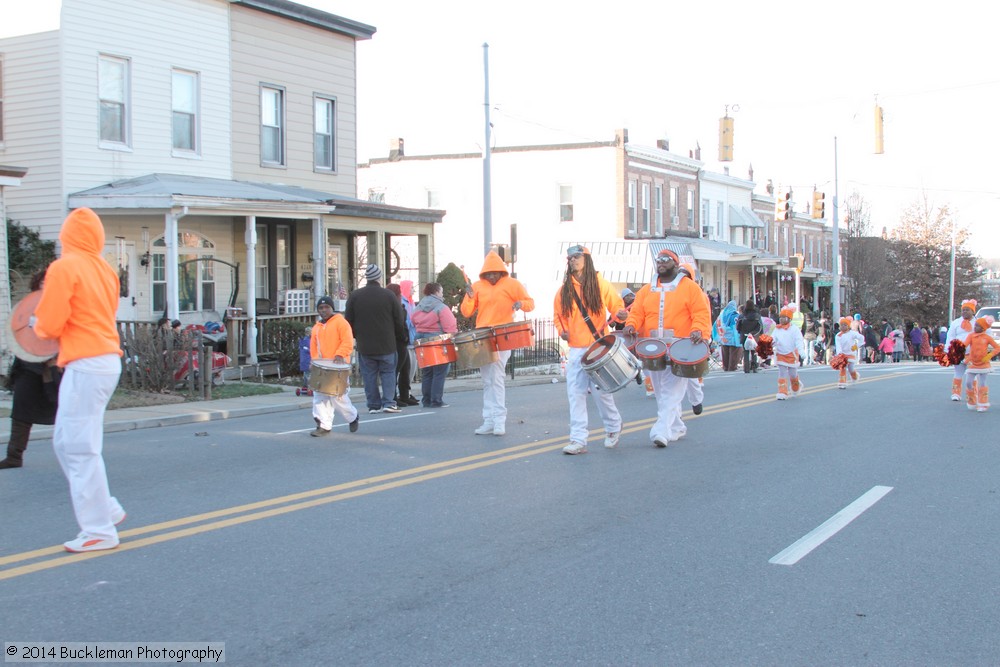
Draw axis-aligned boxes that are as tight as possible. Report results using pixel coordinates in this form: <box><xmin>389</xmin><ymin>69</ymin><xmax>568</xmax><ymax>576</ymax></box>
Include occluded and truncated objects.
<box><xmin>482</xmin><ymin>43</ymin><xmax>493</xmax><ymax>256</ymax></box>
<box><xmin>832</xmin><ymin>136</ymin><xmax>841</xmax><ymax>321</ymax></box>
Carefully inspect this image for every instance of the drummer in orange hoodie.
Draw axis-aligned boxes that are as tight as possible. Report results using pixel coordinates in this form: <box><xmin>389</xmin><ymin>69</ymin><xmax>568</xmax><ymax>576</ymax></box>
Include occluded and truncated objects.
<box><xmin>309</xmin><ymin>295</ymin><xmax>360</xmax><ymax>437</ymax></box>
<box><xmin>623</xmin><ymin>249</ymin><xmax>711</xmax><ymax>448</ymax></box>
<box><xmin>555</xmin><ymin>245</ymin><xmax>628</xmax><ymax>455</ymax></box>
<box><xmin>33</xmin><ymin>208</ymin><xmax>126</xmax><ymax>553</ymax></box>
<box><xmin>460</xmin><ymin>250</ymin><xmax>535</xmax><ymax>436</ymax></box>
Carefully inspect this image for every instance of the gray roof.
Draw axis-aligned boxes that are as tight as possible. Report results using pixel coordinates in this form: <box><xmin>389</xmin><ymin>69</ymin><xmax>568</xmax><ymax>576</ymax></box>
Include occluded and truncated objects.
<box><xmin>230</xmin><ymin>0</ymin><xmax>376</xmax><ymax>39</ymax></box>
<box><xmin>69</xmin><ymin>173</ymin><xmax>444</xmax><ymax>223</ymax></box>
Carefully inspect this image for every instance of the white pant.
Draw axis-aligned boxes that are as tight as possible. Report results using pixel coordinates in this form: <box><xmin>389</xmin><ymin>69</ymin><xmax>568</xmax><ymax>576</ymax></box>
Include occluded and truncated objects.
<box><xmin>479</xmin><ymin>349</ymin><xmax>511</xmax><ymax>428</ymax></box>
<box><xmin>312</xmin><ymin>390</ymin><xmax>358</xmax><ymax>430</ymax></box>
<box><xmin>566</xmin><ymin>346</ymin><xmax>622</xmax><ymax>443</ymax></box>
<box><xmin>54</xmin><ymin>354</ymin><xmax>123</xmax><ymax>541</ymax></box>
<box><xmin>685</xmin><ymin>378</ymin><xmax>703</xmax><ymax>406</ymax></box>
<box><xmin>648</xmin><ymin>368</ymin><xmax>687</xmax><ymax>443</ymax></box>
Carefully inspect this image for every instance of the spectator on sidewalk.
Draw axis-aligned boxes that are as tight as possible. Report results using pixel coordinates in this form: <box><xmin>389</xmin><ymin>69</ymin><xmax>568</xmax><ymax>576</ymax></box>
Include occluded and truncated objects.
<box><xmin>411</xmin><ymin>282</ymin><xmax>458</xmax><ymax>408</ymax></box>
<box><xmin>387</xmin><ymin>282</ymin><xmax>419</xmax><ymax>406</ymax></box>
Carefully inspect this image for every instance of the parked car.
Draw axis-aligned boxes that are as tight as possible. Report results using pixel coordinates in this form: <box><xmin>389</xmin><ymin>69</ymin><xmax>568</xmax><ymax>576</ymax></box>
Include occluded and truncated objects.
<box><xmin>974</xmin><ymin>306</ymin><xmax>1000</xmax><ymax>346</ymax></box>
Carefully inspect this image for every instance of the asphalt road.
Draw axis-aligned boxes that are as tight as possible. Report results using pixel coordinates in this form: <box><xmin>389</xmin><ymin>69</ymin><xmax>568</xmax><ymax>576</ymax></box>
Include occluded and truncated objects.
<box><xmin>2</xmin><ymin>361</ymin><xmax>999</xmax><ymax>666</ymax></box>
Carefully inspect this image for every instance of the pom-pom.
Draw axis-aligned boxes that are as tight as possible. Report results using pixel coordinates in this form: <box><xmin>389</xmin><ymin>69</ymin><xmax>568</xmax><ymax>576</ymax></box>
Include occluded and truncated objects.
<box><xmin>933</xmin><ymin>344</ymin><xmax>951</xmax><ymax>367</ymax></box>
<box><xmin>830</xmin><ymin>353</ymin><xmax>850</xmax><ymax>370</ymax></box>
<box><xmin>756</xmin><ymin>334</ymin><xmax>773</xmax><ymax>358</ymax></box>
<box><xmin>947</xmin><ymin>339</ymin><xmax>966</xmax><ymax>366</ymax></box>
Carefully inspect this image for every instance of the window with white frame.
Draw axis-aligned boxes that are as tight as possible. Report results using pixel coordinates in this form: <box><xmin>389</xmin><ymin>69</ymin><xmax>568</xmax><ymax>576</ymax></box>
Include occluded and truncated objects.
<box><xmin>670</xmin><ymin>186</ymin><xmax>678</xmax><ymax>227</ymax></box>
<box><xmin>276</xmin><ymin>224</ymin><xmax>291</xmax><ymax>297</ymax></box>
<box><xmin>261</xmin><ymin>85</ymin><xmax>285</xmax><ymax>166</ymax></box>
<box><xmin>559</xmin><ymin>185</ymin><xmax>573</xmax><ymax>222</ymax></box>
<box><xmin>314</xmin><ymin>96</ymin><xmax>335</xmax><ymax>171</ymax></box>
<box><xmin>654</xmin><ymin>185</ymin><xmax>663</xmax><ymax>235</ymax></box>
<box><xmin>641</xmin><ymin>183</ymin><xmax>650</xmax><ymax>235</ymax></box>
<box><xmin>152</xmin><ymin>231</ymin><xmax>216</xmax><ymax>313</ymax></box>
<box><xmin>628</xmin><ymin>180</ymin><xmax>637</xmax><ymax>235</ymax></box>
<box><xmin>99</xmin><ymin>55</ymin><xmax>130</xmax><ymax>146</ymax></box>
<box><xmin>171</xmin><ymin>69</ymin><xmax>199</xmax><ymax>153</ymax></box>
<box><xmin>716</xmin><ymin>202</ymin><xmax>724</xmax><ymax>239</ymax></box>
<box><xmin>701</xmin><ymin>199</ymin><xmax>709</xmax><ymax>237</ymax></box>
<box><xmin>687</xmin><ymin>190</ymin><xmax>695</xmax><ymax>228</ymax></box>
<box><xmin>255</xmin><ymin>224</ymin><xmax>269</xmax><ymax>299</ymax></box>
<box><xmin>0</xmin><ymin>54</ymin><xmax>5</xmax><ymax>142</ymax></box>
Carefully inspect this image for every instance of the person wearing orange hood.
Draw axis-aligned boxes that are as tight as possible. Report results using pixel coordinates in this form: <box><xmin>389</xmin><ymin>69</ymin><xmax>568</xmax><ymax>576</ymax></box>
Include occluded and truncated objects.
<box><xmin>32</xmin><ymin>208</ymin><xmax>126</xmax><ymax>553</ymax></box>
<box><xmin>623</xmin><ymin>250</ymin><xmax>710</xmax><ymax>447</ymax></box>
<box><xmin>945</xmin><ymin>299</ymin><xmax>976</xmax><ymax>401</ymax></box>
<box><xmin>460</xmin><ymin>250</ymin><xmax>534</xmax><ymax>436</ymax></box>
<box><xmin>555</xmin><ymin>245</ymin><xmax>628</xmax><ymax>454</ymax></box>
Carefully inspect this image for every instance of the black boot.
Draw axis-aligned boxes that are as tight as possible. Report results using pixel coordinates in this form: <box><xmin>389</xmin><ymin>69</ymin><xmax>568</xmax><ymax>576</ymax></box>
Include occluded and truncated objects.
<box><xmin>0</xmin><ymin>419</ymin><xmax>31</xmax><ymax>469</ymax></box>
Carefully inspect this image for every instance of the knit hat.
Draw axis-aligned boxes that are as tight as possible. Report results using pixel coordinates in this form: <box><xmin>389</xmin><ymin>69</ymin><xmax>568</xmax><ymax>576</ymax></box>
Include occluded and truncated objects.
<box><xmin>779</xmin><ymin>308</ymin><xmax>794</xmax><ymax>319</ymax></box>
<box><xmin>962</xmin><ymin>299</ymin><xmax>978</xmax><ymax>311</ymax></box>
<box><xmin>976</xmin><ymin>316</ymin><xmax>993</xmax><ymax>330</ymax></box>
<box><xmin>316</xmin><ymin>295</ymin><xmax>335</xmax><ymax>310</ymax></box>
<box><xmin>656</xmin><ymin>248</ymin><xmax>679</xmax><ymax>263</ymax></box>
<box><xmin>365</xmin><ymin>264</ymin><xmax>382</xmax><ymax>282</ymax></box>
<box><xmin>839</xmin><ymin>316</ymin><xmax>853</xmax><ymax>327</ymax></box>
<box><xmin>620</xmin><ymin>288</ymin><xmax>634</xmax><ymax>298</ymax></box>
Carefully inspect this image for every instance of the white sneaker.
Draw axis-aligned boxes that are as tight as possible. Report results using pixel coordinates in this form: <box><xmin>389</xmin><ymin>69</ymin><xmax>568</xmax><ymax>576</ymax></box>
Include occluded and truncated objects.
<box><xmin>562</xmin><ymin>441</ymin><xmax>588</xmax><ymax>455</ymax></box>
<box><xmin>604</xmin><ymin>431</ymin><xmax>621</xmax><ymax>448</ymax></box>
<box><xmin>64</xmin><ymin>533</ymin><xmax>119</xmax><ymax>553</ymax></box>
<box><xmin>653</xmin><ymin>437</ymin><xmax>668</xmax><ymax>448</ymax></box>
<box><xmin>950</xmin><ymin>394</ymin><xmax>961</xmax><ymax>401</ymax></box>
<box><xmin>474</xmin><ymin>423</ymin><xmax>495</xmax><ymax>435</ymax></box>
<box><xmin>493</xmin><ymin>425</ymin><xmax>506</xmax><ymax>436</ymax></box>
<box><xmin>775</xmin><ymin>393</ymin><xmax>788</xmax><ymax>400</ymax></box>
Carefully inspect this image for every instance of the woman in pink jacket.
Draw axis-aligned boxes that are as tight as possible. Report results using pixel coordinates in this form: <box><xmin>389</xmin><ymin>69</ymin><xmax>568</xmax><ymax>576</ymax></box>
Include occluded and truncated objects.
<box><xmin>411</xmin><ymin>282</ymin><xmax>458</xmax><ymax>408</ymax></box>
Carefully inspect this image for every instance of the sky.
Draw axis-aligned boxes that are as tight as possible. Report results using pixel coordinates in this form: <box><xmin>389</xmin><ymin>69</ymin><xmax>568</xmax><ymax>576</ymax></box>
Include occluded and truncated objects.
<box><xmin>5</xmin><ymin>1</ymin><xmax>999</xmax><ymax>255</ymax></box>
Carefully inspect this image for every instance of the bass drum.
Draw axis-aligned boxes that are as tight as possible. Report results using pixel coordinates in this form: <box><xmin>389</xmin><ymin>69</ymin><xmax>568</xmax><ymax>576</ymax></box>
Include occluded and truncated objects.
<box><xmin>309</xmin><ymin>360</ymin><xmax>352</xmax><ymax>396</ymax></box>
<box><xmin>453</xmin><ymin>327</ymin><xmax>499</xmax><ymax>370</ymax></box>
<box><xmin>492</xmin><ymin>321</ymin><xmax>534</xmax><ymax>352</ymax></box>
<box><xmin>581</xmin><ymin>334</ymin><xmax>641</xmax><ymax>393</ymax></box>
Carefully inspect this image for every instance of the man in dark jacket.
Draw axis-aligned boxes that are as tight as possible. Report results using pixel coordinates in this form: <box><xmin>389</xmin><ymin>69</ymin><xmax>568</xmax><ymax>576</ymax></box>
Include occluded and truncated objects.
<box><xmin>344</xmin><ymin>264</ymin><xmax>407</xmax><ymax>414</ymax></box>
<box><xmin>736</xmin><ymin>300</ymin><xmax>763</xmax><ymax>373</ymax></box>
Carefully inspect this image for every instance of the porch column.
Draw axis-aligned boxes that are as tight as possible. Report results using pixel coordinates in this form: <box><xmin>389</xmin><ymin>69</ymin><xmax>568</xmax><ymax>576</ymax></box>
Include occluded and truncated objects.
<box><xmin>368</xmin><ymin>231</ymin><xmax>386</xmax><ymax>281</ymax></box>
<box><xmin>418</xmin><ymin>233</ymin><xmax>434</xmax><ymax>286</ymax></box>
<box><xmin>245</xmin><ymin>217</ymin><xmax>258</xmax><ymax>365</ymax></box>
<box><xmin>165</xmin><ymin>212</ymin><xmax>180</xmax><ymax>319</ymax></box>
<box><xmin>312</xmin><ymin>217</ymin><xmax>324</xmax><ymax>302</ymax></box>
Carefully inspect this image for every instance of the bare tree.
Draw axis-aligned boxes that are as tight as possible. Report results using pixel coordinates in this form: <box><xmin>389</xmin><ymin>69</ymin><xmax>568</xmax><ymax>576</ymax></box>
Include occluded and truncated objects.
<box><xmin>887</xmin><ymin>195</ymin><xmax>985</xmax><ymax>325</ymax></box>
<box><xmin>842</xmin><ymin>191</ymin><xmax>893</xmax><ymax>317</ymax></box>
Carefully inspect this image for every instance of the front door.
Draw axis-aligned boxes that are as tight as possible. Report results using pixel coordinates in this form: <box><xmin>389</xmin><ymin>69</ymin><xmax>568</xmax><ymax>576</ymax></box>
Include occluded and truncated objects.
<box><xmin>103</xmin><ymin>240</ymin><xmax>137</xmax><ymax>321</ymax></box>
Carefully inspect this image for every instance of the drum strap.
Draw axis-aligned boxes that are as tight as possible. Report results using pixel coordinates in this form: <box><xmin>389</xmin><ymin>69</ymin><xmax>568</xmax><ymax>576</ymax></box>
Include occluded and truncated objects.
<box><xmin>570</xmin><ymin>288</ymin><xmax>604</xmax><ymax>342</ymax></box>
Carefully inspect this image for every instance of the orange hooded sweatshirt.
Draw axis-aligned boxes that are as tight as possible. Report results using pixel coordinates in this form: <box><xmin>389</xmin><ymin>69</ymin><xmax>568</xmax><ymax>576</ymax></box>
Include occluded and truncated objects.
<box><xmin>34</xmin><ymin>208</ymin><xmax>123</xmax><ymax>366</ymax></box>
<box><xmin>554</xmin><ymin>273</ymin><xmax>624</xmax><ymax>348</ymax></box>
<box><xmin>460</xmin><ymin>251</ymin><xmax>535</xmax><ymax>327</ymax></box>
<box><xmin>625</xmin><ymin>274</ymin><xmax>711</xmax><ymax>339</ymax></box>
<box><xmin>310</xmin><ymin>313</ymin><xmax>354</xmax><ymax>361</ymax></box>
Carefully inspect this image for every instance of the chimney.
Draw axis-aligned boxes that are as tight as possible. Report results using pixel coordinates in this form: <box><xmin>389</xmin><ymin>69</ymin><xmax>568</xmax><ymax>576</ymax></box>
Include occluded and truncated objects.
<box><xmin>656</xmin><ymin>139</ymin><xmax>670</xmax><ymax>151</ymax></box>
<box><xmin>615</xmin><ymin>128</ymin><xmax>629</xmax><ymax>146</ymax></box>
<box><xmin>389</xmin><ymin>138</ymin><xmax>405</xmax><ymax>161</ymax></box>
<box><xmin>694</xmin><ymin>142</ymin><xmax>701</xmax><ymax>161</ymax></box>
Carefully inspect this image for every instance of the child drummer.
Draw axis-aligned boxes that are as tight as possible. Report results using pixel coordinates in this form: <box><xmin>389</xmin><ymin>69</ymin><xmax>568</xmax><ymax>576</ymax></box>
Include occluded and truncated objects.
<box><xmin>310</xmin><ymin>296</ymin><xmax>359</xmax><ymax>437</ymax></box>
<box><xmin>834</xmin><ymin>316</ymin><xmax>865</xmax><ymax>389</ymax></box>
<box><xmin>771</xmin><ymin>307</ymin><xmax>804</xmax><ymax>400</ymax></box>
<box><xmin>963</xmin><ymin>316</ymin><xmax>999</xmax><ymax>412</ymax></box>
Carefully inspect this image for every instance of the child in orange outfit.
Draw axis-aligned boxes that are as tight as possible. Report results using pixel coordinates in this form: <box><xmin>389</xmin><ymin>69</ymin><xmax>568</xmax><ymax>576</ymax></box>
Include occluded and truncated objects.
<box><xmin>963</xmin><ymin>316</ymin><xmax>999</xmax><ymax>412</ymax></box>
<box><xmin>770</xmin><ymin>307</ymin><xmax>804</xmax><ymax>400</ymax></box>
<box><xmin>834</xmin><ymin>317</ymin><xmax>865</xmax><ymax>388</ymax></box>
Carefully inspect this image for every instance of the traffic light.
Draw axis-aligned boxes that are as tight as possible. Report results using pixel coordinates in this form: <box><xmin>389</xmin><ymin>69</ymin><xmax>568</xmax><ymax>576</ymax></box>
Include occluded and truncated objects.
<box><xmin>874</xmin><ymin>104</ymin><xmax>884</xmax><ymax>154</ymax></box>
<box><xmin>494</xmin><ymin>244</ymin><xmax>511</xmax><ymax>263</ymax></box>
<box><xmin>811</xmin><ymin>190</ymin><xmax>825</xmax><ymax>219</ymax></box>
<box><xmin>718</xmin><ymin>116</ymin><xmax>734</xmax><ymax>162</ymax></box>
<box><xmin>789</xmin><ymin>254</ymin><xmax>804</xmax><ymax>271</ymax></box>
<box><xmin>775</xmin><ymin>192</ymin><xmax>791</xmax><ymax>221</ymax></box>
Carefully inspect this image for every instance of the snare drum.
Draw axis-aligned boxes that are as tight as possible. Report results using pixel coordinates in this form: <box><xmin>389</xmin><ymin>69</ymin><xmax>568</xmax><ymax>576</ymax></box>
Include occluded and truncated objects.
<box><xmin>581</xmin><ymin>334</ymin><xmax>641</xmax><ymax>393</ymax></box>
<box><xmin>309</xmin><ymin>360</ymin><xmax>352</xmax><ymax>395</ymax></box>
<box><xmin>414</xmin><ymin>334</ymin><xmax>457</xmax><ymax>368</ymax></box>
<box><xmin>669</xmin><ymin>338</ymin><xmax>711</xmax><ymax>378</ymax></box>
<box><xmin>634</xmin><ymin>338</ymin><xmax>670</xmax><ymax>372</ymax></box>
<box><xmin>492</xmin><ymin>321</ymin><xmax>535</xmax><ymax>352</ymax></box>
<box><xmin>453</xmin><ymin>327</ymin><xmax>499</xmax><ymax>369</ymax></box>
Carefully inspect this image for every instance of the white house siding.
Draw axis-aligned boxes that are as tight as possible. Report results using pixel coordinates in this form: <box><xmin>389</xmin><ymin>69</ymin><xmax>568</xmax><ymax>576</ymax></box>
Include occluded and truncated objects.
<box><xmin>359</xmin><ymin>145</ymin><xmax>619</xmax><ymax>318</ymax></box>
<box><xmin>0</xmin><ymin>32</ymin><xmax>64</xmax><ymax>236</ymax></box>
<box><xmin>59</xmin><ymin>0</ymin><xmax>233</xmax><ymax>199</ymax></box>
<box><xmin>229</xmin><ymin>6</ymin><xmax>358</xmax><ymax>197</ymax></box>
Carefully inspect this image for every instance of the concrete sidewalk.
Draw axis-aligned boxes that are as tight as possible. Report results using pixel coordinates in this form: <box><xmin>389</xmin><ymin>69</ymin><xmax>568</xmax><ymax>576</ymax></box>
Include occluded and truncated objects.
<box><xmin>0</xmin><ymin>373</ymin><xmax>561</xmax><ymax>445</ymax></box>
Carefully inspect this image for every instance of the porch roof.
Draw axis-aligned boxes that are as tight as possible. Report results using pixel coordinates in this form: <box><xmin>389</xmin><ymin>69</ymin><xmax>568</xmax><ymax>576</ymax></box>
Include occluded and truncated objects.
<box><xmin>68</xmin><ymin>173</ymin><xmax>444</xmax><ymax>223</ymax></box>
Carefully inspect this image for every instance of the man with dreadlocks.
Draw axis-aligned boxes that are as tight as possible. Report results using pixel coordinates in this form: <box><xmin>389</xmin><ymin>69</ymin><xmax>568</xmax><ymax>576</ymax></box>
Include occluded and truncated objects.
<box><xmin>554</xmin><ymin>245</ymin><xmax>628</xmax><ymax>455</ymax></box>
<box><xmin>623</xmin><ymin>249</ymin><xmax>711</xmax><ymax>447</ymax></box>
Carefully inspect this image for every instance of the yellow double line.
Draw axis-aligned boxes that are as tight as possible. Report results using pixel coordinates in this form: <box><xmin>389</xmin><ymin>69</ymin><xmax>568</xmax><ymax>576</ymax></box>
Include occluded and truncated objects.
<box><xmin>0</xmin><ymin>371</ymin><xmax>905</xmax><ymax>581</ymax></box>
